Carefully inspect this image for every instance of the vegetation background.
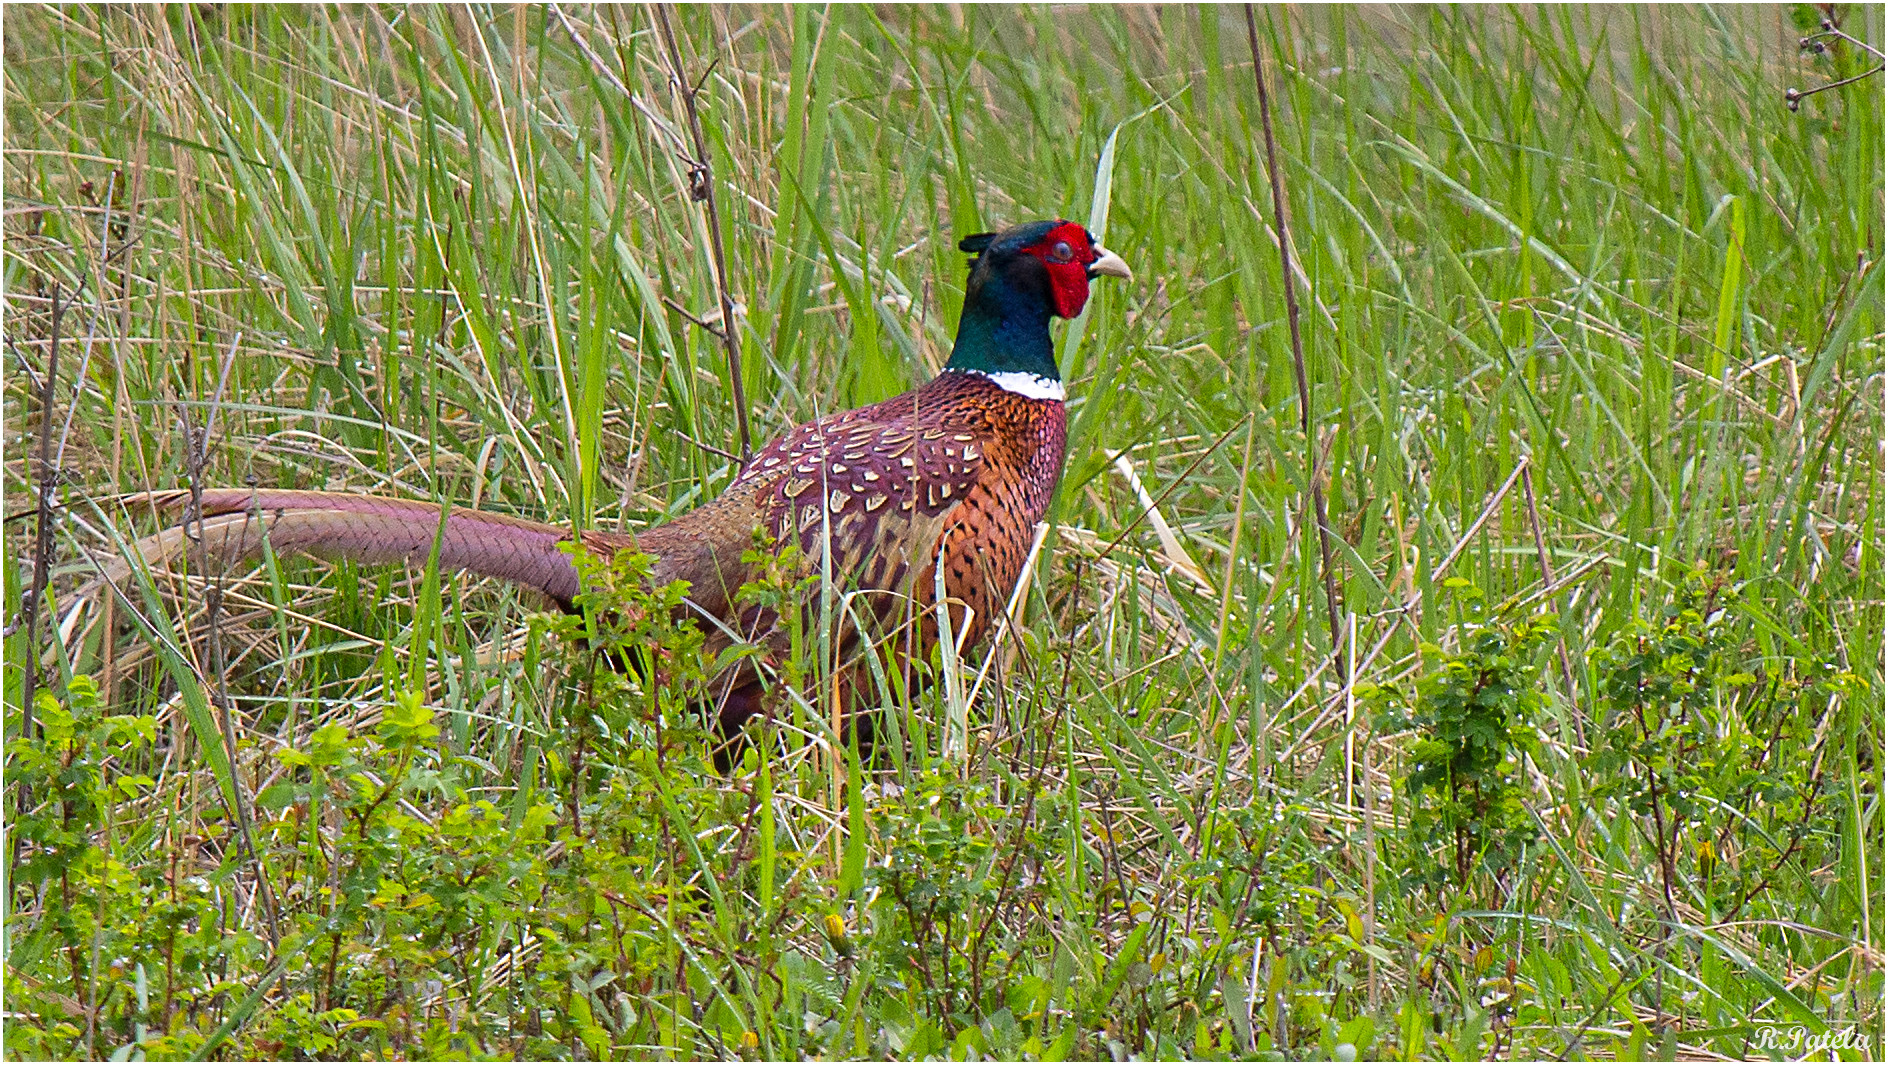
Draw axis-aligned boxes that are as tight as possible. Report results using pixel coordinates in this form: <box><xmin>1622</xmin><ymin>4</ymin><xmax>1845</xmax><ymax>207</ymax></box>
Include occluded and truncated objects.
<box><xmin>3</xmin><ymin>4</ymin><xmax>1880</xmax><ymax>1060</ymax></box>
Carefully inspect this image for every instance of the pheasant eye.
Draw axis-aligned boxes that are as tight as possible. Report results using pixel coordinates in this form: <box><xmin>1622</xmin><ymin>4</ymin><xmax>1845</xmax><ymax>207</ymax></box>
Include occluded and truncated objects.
<box><xmin>1049</xmin><ymin>241</ymin><xmax>1074</xmax><ymax>263</ymax></box>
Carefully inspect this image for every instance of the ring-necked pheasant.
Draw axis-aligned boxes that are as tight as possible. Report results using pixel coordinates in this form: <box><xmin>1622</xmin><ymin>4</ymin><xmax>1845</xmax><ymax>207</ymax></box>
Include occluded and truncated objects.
<box><xmin>113</xmin><ymin>219</ymin><xmax>1130</xmax><ymax>734</ymax></box>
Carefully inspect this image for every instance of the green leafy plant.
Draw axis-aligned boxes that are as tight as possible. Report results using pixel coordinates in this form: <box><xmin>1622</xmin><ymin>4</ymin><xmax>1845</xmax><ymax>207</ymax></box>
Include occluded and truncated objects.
<box><xmin>1587</xmin><ymin>567</ymin><xmax>1745</xmax><ymax>918</ymax></box>
<box><xmin>1371</xmin><ymin>583</ymin><xmax>1556</xmax><ymax>895</ymax></box>
<box><xmin>8</xmin><ymin>675</ymin><xmax>155</xmax><ymax>886</ymax></box>
<box><xmin>863</xmin><ymin>762</ymin><xmax>1006</xmax><ymax>1027</ymax></box>
<box><xmin>1585</xmin><ymin>566</ymin><xmax>1861</xmax><ymax>926</ymax></box>
<box><xmin>5</xmin><ymin>675</ymin><xmax>166</xmax><ymax>1059</ymax></box>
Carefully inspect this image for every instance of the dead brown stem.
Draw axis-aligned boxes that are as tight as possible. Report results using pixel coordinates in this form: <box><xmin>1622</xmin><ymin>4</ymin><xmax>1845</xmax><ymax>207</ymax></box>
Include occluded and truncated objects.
<box><xmin>1244</xmin><ymin>7</ymin><xmax>1345</xmax><ymax>675</ymax></box>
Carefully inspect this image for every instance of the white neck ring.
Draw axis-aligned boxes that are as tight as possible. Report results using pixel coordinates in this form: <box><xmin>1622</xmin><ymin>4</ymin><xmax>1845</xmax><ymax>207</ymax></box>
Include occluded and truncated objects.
<box><xmin>966</xmin><ymin>369</ymin><xmax>1065</xmax><ymax>401</ymax></box>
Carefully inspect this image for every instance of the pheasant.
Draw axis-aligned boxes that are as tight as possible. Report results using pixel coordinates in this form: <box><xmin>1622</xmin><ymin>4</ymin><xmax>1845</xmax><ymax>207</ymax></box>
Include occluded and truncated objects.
<box><xmin>115</xmin><ymin>219</ymin><xmax>1130</xmax><ymax>734</ymax></box>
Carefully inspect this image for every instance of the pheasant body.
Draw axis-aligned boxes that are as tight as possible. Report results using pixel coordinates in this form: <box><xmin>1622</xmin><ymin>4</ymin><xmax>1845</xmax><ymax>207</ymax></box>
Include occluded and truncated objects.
<box><xmin>112</xmin><ymin>220</ymin><xmax>1129</xmax><ymax>736</ymax></box>
<box><xmin>739</xmin><ymin>368</ymin><xmax>1068</xmax><ymax>654</ymax></box>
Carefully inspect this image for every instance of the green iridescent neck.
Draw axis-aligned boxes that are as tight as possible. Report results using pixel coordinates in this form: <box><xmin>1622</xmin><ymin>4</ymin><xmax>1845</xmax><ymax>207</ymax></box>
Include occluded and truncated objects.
<box><xmin>944</xmin><ymin>269</ymin><xmax>1059</xmax><ymax>382</ymax></box>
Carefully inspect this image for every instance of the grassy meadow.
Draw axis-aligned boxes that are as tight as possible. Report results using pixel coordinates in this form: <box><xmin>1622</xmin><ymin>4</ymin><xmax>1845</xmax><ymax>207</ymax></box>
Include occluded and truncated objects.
<box><xmin>3</xmin><ymin>4</ymin><xmax>1882</xmax><ymax>1060</ymax></box>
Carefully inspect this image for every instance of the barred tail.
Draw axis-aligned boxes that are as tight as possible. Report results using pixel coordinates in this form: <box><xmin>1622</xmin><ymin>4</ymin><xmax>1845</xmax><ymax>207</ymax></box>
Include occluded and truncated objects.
<box><xmin>112</xmin><ymin>489</ymin><xmax>585</xmax><ymax>607</ymax></box>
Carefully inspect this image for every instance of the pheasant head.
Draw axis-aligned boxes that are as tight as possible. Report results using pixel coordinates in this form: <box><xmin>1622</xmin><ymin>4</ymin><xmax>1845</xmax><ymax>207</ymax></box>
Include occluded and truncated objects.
<box><xmin>945</xmin><ymin>220</ymin><xmax>1132</xmax><ymax>398</ymax></box>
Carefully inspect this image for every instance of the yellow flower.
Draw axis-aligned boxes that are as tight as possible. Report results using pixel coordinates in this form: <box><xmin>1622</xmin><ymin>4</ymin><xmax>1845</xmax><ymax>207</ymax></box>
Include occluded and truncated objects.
<box><xmin>822</xmin><ymin>912</ymin><xmax>852</xmax><ymax>955</ymax></box>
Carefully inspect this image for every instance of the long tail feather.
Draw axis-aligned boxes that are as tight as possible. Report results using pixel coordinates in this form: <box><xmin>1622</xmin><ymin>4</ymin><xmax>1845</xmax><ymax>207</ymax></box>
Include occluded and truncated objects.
<box><xmin>94</xmin><ymin>489</ymin><xmax>787</xmax><ymax>735</ymax></box>
<box><xmin>106</xmin><ymin>489</ymin><xmax>586</xmax><ymax>607</ymax></box>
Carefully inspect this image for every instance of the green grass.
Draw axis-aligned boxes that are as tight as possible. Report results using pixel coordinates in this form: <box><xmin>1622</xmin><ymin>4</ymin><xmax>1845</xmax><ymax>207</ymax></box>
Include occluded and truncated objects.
<box><xmin>4</xmin><ymin>4</ymin><xmax>1880</xmax><ymax>1060</ymax></box>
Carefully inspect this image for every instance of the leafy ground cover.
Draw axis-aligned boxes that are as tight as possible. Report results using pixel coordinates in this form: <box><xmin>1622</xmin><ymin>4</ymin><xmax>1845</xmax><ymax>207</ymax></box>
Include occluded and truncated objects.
<box><xmin>4</xmin><ymin>5</ymin><xmax>1880</xmax><ymax>1060</ymax></box>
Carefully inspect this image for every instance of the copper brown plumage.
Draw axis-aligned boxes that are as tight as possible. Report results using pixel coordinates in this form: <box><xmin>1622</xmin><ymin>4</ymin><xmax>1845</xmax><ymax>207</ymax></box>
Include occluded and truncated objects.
<box><xmin>749</xmin><ymin>369</ymin><xmax>1067</xmax><ymax>645</ymax></box>
<box><xmin>104</xmin><ymin>220</ymin><xmax>1131</xmax><ymax>737</ymax></box>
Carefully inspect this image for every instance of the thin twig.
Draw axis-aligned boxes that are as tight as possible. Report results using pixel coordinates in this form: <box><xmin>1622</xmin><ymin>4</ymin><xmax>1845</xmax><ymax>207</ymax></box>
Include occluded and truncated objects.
<box><xmin>557</xmin><ymin>4</ymin><xmax>693</xmax><ymax>158</ymax></box>
<box><xmin>1245</xmin><ymin>7</ymin><xmax>1345</xmax><ymax>675</ymax></box>
<box><xmin>1360</xmin><ymin>624</ymin><xmax>1378</xmax><ymax>1011</ymax></box>
<box><xmin>548</xmin><ymin>4</ymin><xmax>631</xmax><ymax>97</ymax></box>
<box><xmin>1787</xmin><ymin>18</ymin><xmax>1886</xmax><ymax>109</ymax></box>
<box><xmin>183</xmin><ymin>333</ymin><xmax>279</xmax><ymax>947</ymax></box>
<box><xmin>1430</xmin><ymin>456</ymin><xmax>1530</xmax><ymax>584</ymax></box>
<box><xmin>55</xmin><ymin>171</ymin><xmax>116</xmax><ymax>466</ymax></box>
<box><xmin>670</xmin><ymin>429</ymin><xmax>738</xmax><ymax>463</ymax></box>
<box><xmin>18</xmin><ymin>284</ymin><xmax>66</xmax><ymax>815</ymax></box>
<box><xmin>552</xmin><ymin>4</ymin><xmax>749</xmax><ymax>467</ymax></box>
<box><xmin>660</xmin><ymin>293</ymin><xmax>729</xmax><ymax>339</ymax></box>
<box><xmin>1804</xmin><ymin>20</ymin><xmax>1887</xmax><ymax>62</ymax></box>
<box><xmin>1211</xmin><ymin>415</ymin><xmax>1260</xmax><ymax>674</ymax></box>
<box><xmin>655</xmin><ymin>4</ymin><xmax>753</xmax><ymax>463</ymax></box>
<box><xmin>963</xmin><ymin>521</ymin><xmax>1051</xmax><ymax>712</ymax></box>
<box><xmin>968</xmin><ymin>696</ymin><xmax>1069</xmax><ymax>1002</ymax></box>
<box><xmin>1094</xmin><ymin>412</ymin><xmax>1252</xmax><ymax>566</ymax></box>
<box><xmin>1785</xmin><ymin>62</ymin><xmax>1885</xmax><ymax>109</ymax></box>
<box><xmin>1520</xmin><ymin>462</ymin><xmax>1582</xmax><ymax>744</ymax></box>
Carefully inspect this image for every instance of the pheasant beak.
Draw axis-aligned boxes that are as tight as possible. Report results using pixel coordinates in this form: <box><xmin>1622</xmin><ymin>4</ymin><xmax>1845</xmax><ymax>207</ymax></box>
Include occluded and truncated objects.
<box><xmin>1087</xmin><ymin>245</ymin><xmax>1133</xmax><ymax>283</ymax></box>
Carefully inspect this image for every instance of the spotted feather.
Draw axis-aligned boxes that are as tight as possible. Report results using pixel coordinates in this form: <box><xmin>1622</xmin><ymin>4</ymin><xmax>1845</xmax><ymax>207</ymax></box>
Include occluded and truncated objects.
<box><xmin>677</xmin><ymin>369</ymin><xmax>1067</xmax><ymax>682</ymax></box>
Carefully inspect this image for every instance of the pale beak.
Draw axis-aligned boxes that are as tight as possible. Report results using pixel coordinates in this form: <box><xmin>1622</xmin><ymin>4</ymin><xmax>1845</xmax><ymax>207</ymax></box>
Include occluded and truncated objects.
<box><xmin>1087</xmin><ymin>245</ymin><xmax>1133</xmax><ymax>283</ymax></box>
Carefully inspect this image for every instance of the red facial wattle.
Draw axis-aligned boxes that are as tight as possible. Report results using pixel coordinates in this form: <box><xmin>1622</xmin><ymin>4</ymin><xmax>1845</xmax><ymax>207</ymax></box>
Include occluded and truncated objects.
<box><xmin>1022</xmin><ymin>221</ymin><xmax>1099</xmax><ymax>319</ymax></box>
